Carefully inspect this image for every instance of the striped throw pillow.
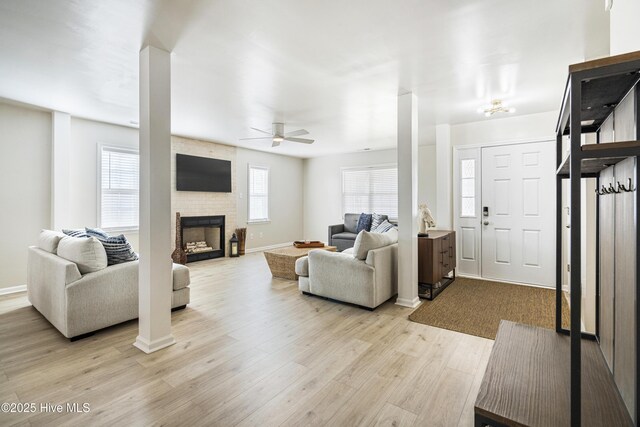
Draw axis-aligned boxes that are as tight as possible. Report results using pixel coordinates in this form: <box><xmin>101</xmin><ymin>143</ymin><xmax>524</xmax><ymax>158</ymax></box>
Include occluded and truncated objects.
<box><xmin>85</xmin><ymin>227</ymin><xmax>110</xmax><ymax>239</ymax></box>
<box><xmin>370</xmin><ymin>213</ymin><xmax>385</xmax><ymax>230</ymax></box>
<box><xmin>371</xmin><ymin>220</ymin><xmax>395</xmax><ymax>233</ymax></box>
<box><xmin>95</xmin><ymin>234</ymin><xmax>139</xmax><ymax>265</ymax></box>
<box><xmin>62</xmin><ymin>229</ymin><xmax>90</xmax><ymax>238</ymax></box>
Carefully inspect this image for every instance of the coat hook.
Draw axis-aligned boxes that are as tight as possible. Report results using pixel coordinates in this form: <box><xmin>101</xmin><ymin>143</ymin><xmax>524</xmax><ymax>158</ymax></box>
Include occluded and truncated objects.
<box><xmin>608</xmin><ymin>182</ymin><xmax>620</xmax><ymax>194</ymax></box>
<box><xmin>617</xmin><ymin>178</ymin><xmax>636</xmax><ymax>192</ymax></box>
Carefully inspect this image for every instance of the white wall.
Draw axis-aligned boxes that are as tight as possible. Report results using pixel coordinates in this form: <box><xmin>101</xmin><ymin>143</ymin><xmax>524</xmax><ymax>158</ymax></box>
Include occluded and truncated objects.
<box><xmin>236</xmin><ymin>148</ymin><xmax>304</xmax><ymax>249</ymax></box>
<box><xmin>610</xmin><ymin>0</ymin><xmax>640</xmax><ymax>55</ymax></box>
<box><xmin>0</xmin><ymin>103</ymin><xmax>51</xmax><ymax>289</ymax></box>
<box><xmin>451</xmin><ymin>111</ymin><xmax>558</xmax><ymax>147</ymax></box>
<box><xmin>69</xmin><ymin>117</ymin><xmax>140</xmax><ymax>249</ymax></box>
<box><xmin>303</xmin><ymin>146</ymin><xmax>437</xmax><ymax>241</ymax></box>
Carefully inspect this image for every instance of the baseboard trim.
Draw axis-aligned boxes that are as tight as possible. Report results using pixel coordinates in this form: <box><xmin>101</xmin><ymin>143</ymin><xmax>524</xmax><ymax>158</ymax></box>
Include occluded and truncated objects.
<box><xmin>395</xmin><ymin>296</ymin><xmax>421</xmax><ymax>308</ymax></box>
<box><xmin>245</xmin><ymin>242</ymin><xmax>292</xmax><ymax>254</ymax></box>
<box><xmin>456</xmin><ymin>274</ymin><xmax>555</xmax><ymax>290</ymax></box>
<box><xmin>133</xmin><ymin>334</ymin><xmax>176</xmax><ymax>354</ymax></box>
<box><xmin>0</xmin><ymin>285</ymin><xmax>27</xmax><ymax>295</ymax></box>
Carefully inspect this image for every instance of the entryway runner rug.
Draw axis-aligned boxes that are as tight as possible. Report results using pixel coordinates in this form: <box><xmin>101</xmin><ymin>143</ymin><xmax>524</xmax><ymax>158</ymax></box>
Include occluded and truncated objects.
<box><xmin>408</xmin><ymin>277</ymin><xmax>570</xmax><ymax>340</ymax></box>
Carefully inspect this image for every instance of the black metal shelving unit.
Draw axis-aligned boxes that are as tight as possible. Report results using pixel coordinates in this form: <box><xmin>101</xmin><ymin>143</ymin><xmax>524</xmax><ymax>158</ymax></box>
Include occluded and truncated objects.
<box><xmin>555</xmin><ymin>51</ymin><xmax>640</xmax><ymax>427</ymax></box>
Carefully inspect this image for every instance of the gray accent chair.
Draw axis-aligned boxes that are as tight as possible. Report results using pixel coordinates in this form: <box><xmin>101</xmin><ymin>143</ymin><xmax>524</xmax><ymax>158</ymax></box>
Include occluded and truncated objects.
<box><xmin>295</xmin><ymin>244</ymin><xmax>398</xmax><ymax>309</ymax></box>
<box><xmin>328</xmin><ymin>213</ymin><xmax>389</xmax><ymax>251</ymax></box>
<box><xmin>27</xmin><ymin>246</ymin><xmax>190</xmax><ymax>340</ymax></box>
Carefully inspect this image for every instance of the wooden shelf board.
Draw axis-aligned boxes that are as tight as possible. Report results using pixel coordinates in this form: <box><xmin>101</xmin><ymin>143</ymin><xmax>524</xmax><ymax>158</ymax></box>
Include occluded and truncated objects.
<box><xmin>582</xmin><ymin>140</ymin><xmax>640</xmax><ymax>152</ymax></box>
<box><xmin>475</xmin><ymin>321</ymin><xmax>633</xmax><ymax>427</ymax></box>
<box><xmin>569</xmin><ymin>50</ymin><xmax>640</xmax><ymax>73</ymax></box>
<box><xmin>556</xmin><ymin>141</ymin><xmax>640</xmax><ymax>176</ymax></box>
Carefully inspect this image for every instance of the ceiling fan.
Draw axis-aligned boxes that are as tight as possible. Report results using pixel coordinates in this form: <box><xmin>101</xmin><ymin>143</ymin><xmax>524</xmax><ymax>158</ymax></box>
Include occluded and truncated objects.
<box><xmin>239</xmin><ymin>123</ymin><xmax>314</xmax><ymax>147</ymax></box>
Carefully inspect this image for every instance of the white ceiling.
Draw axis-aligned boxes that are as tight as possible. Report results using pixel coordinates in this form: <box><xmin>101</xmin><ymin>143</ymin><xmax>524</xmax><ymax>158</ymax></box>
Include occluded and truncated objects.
<box><xmin>0</xmin><ymin>0</ymin><xmax>609</xmax><ymax>157</ymax></box>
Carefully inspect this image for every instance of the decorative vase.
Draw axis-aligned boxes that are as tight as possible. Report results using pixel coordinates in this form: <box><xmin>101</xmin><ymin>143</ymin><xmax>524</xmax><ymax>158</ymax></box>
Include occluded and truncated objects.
<box><xmin>171</xmin><ymin>212</ymin><xmax>188</xmax><ymax>265</ymax></box>
<box><xmin>235</xmin><ymin>227</ymin><xmax>247</xmax><ymax>255</ymax></box>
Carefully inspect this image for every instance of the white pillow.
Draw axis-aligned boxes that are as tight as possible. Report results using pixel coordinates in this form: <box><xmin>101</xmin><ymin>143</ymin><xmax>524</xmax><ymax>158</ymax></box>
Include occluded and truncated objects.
<box><xmin>57</xmin><ymin>236</ymin><xmax>108</xmax><ymax>274</ymax></box>
<box><xmin>37</xmin><ymin>229</ymin><xmax>66</xmax><ymax>253</ymax></box>
<box><xmin>353</xmin><ymin>230</ymin><xmax>396</xmax><ymax>260</ymax></box>
<box><xmin>384</xmin><ymin>227</ymin><xmax>399</xmax><ymax>243</ymax></box>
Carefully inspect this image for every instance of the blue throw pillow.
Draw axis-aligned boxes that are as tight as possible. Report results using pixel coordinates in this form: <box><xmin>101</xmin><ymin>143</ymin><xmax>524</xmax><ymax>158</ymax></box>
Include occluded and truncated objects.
<box><xmin>356</xmin><ymin>213</ymin><xmax>373</xmax><ymax>233</ymax></box>
<box><xmin>95</xmin><ymin>234</ymin><xmax>139</xmax><ymax>265</ymax></box>
<box><xmin>85</xmin><ymin>227</ymin><xmax>110</xmax><ymax>239</ymax></box>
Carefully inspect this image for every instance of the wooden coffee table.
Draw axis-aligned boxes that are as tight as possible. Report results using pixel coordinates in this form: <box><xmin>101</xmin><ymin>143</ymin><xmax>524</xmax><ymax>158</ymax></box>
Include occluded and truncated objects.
<box><xmin>264</xmin><ymin>245</ymin><xmax>337</xmax><ymax>280</ymax></box>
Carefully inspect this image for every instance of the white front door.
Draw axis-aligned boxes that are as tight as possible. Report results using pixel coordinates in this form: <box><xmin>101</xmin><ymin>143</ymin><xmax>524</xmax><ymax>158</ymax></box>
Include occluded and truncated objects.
<box><xmin>480</xmin><ymin>141</ymin><xmax>556</xmax><ymax>287</ymax></box>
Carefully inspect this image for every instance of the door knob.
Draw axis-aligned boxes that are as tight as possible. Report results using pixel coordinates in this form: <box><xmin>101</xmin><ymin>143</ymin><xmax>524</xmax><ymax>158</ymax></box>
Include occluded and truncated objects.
<box><xmin>483</xmin><ymin>221</ymin><xmax>489</xmax><ymax>226</ymax></box>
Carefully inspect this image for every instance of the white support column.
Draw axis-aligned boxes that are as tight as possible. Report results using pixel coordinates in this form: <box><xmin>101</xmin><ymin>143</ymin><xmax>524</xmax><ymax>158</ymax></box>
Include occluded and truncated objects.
<box><xmin>134</xmin><ymin>45</ymin><xmax>175</xmax><ymax>354</ymax></box>
<box><xmin>396</xmin><ymin>92</ymin><xmax>420</xmax><ymax>308</ymax></box>
<box><xmin>436</xmin><ymin>124</ymin><xmax>452</xmax><ymax>230</ymax></box>
<box><xmin>51</xmin><ymin>111</ymin><xmax>71</xmax><ymax>230</ymax></box>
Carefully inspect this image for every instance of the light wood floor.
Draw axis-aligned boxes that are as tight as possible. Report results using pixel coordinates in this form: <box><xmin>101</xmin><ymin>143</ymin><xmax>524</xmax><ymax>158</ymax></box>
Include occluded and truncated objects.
<box><xmin>0</xmin><ymin>252</ymin><xmax>493</xmax><ymax>426</ymax></box>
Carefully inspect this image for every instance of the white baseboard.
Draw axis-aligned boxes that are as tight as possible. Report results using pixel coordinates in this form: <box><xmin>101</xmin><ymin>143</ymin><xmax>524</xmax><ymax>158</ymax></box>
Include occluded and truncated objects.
<box><xmin>0</xmin><ymin>285</ymin><xmax>27</xmax><ymax>295</ymax></box>
<box><xmin>133</xmin><ymin>334</ymin><xmax>176</xmax><ymax>354</ymax></box>
<box><xmin>245</xmin><ymin>242</ymin><xmax>292</xmax><ymax>253</ymax></box>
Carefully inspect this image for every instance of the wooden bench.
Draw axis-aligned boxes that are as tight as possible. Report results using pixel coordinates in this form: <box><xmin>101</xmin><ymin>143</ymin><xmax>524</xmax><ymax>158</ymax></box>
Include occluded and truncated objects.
<box><xmin>474</xmin><ymin>321</ymin><xmax>632</xmax><ymax>427</ymax></box>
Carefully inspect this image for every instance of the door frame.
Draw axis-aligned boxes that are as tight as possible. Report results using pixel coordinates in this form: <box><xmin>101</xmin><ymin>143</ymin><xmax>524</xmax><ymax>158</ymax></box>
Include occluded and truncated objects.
<box><xmin>452</xmin><ymin>136</ymin><xmax>556</xmax><ymax>285</ymax></box>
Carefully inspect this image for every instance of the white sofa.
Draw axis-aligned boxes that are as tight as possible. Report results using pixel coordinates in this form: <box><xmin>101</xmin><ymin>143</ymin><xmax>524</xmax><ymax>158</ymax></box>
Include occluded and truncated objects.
<box><xmin>295</xmin><ymin>231</ymin><xmax>398</xmax><ymax>309</ymax></box>
<box><xmin>28</xmin><ymin>246</ymin><xmax>190</xmax><ymax>340</ymax></box>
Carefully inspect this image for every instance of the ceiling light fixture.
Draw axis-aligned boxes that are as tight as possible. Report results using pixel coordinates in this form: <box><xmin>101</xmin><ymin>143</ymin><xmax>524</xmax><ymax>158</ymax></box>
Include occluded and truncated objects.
<box><xmin>478</xmin><ymin>99</ymin><xmax>516</xmax><ymax>117</ymax></box>
<box><xmin>272</xmin><ymin>136</ymin><xmax>284</xmax><ymax>143</ymax></box>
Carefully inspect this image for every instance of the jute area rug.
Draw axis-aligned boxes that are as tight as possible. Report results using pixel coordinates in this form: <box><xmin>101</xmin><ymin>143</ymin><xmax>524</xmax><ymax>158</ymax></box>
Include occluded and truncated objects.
<box><xmin>408</xmin><ymin>277</ymin><xmax>570</xmax><ymax>340</ymax></box>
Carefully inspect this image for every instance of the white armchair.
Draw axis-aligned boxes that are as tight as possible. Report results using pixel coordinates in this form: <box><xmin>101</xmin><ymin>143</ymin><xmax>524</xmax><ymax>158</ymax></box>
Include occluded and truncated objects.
<box><xmin>295</xmin><ymin>242</ymin><xmax>398</xmax><ymax>309</ymax></box>
<box><xmin>27</xmin><ymin>246</ymin><xmax>190</xmax><ymax>340</ymax></box>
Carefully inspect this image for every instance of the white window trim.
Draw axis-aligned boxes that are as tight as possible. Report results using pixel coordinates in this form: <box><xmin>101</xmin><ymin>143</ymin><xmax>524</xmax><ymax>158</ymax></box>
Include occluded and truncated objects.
<box><xmin>247</xmin><ymin>164</ymin><xmax>270</xmax><ymax>224</ymax></box>
<box><xmin>340</xmin><ymin>163</ymin><xmax>398</xmax><ymax>221</ymax></box>
<box><xmin>97</xmin><ymin>144</ymin><xmax>140</xmax><ymax>233</ymax></box>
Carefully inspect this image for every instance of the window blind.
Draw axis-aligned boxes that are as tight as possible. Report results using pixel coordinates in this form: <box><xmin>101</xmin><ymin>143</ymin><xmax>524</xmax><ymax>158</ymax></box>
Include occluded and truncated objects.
<box><xmin>100</xmin><ymin>146</ymin><xmax>139</xmax><ymax>230</ymax></box>
<box><xmin>249</xmin><ymin>165</ymin><xmax>269</xmax><ymax>222</ymax></box>
<box><xmin>342</xmin><ymin>166</ymin><xmax>398</xmax><ymax>219</ymax></box>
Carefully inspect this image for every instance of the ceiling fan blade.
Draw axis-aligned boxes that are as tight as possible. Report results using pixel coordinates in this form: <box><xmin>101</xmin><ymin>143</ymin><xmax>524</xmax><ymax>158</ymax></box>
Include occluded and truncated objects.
<box><xmin>250</xmin><ymin>127</ymin><xmax>272</xmax><ymax>135</ymax></box>
<box><xmin>284</xmin><ymin>129</ymin><xmax>309</xmax><ymax>137</ymax></box>
<box><xmin>285</xmin><ymin>137</ymin><xmax>314</xmax><ymax>144</ymax></box>
<box><xmin>239</xmin><ymin>136</ymin><xmax>272</xmax><ymax>140</ymax></box>
<box><xmin>272</xmin><ymin>140</ymin><xmax>281</xmax><ymax>147</ymax></box>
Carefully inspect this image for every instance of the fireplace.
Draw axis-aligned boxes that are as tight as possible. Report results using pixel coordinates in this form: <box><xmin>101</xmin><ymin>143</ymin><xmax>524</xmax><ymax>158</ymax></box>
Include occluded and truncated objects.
<box><xmin>180</xmin><ymin>215</ymin><xmax>225</xmax><ymax>262</ymax></box>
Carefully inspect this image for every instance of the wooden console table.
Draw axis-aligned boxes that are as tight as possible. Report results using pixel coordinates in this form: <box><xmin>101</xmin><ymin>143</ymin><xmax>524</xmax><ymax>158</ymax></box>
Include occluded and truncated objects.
<box><xmin>475</xmin><ymin>321</ymin><xmax>632</xmax><ymax>427</ymax></box>
<box><xmin>418</xmin><ymin>230</ymin><xmax>456</xmax><ymax>300</ymax></box>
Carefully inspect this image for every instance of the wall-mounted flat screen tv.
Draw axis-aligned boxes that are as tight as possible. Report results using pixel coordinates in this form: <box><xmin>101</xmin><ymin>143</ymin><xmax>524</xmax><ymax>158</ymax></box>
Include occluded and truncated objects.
<box><xmin>176</xmin><ymin>153</ymin><xmax>232</xmax><ymax>192</ymax></box>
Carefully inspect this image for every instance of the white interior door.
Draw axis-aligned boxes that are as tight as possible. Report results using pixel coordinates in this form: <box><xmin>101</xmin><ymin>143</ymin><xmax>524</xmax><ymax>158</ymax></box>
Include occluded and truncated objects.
<box><xmin>453</xmin><ymin>147</ymin><xmax>481</xmax><ymax>277</ymax></box>
<box><xmin>481</xmin><ymin>141</ymin><xmax>556</xmax><ymax>287</ymax></box>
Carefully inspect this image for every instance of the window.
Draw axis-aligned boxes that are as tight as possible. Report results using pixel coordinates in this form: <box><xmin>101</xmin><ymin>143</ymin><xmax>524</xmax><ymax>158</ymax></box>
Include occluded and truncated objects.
<box><xmin>342</xmin><ymin>166</ymin><xmax>398</xmax><ymax>219</ymax></box>
<box><xmin>99</xmin><ymin>146</ymin><xmax>139</xmax><ymax>230</ymax></box>
<box><xmin>460</xmin><ymin>158</ymin><xmax>476</xmax><ymax>217</ymax></box>
<box><xmin>248</xmin><ymin>165</ymin><xmax>269</xmax><ymax>222</ymax></box>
